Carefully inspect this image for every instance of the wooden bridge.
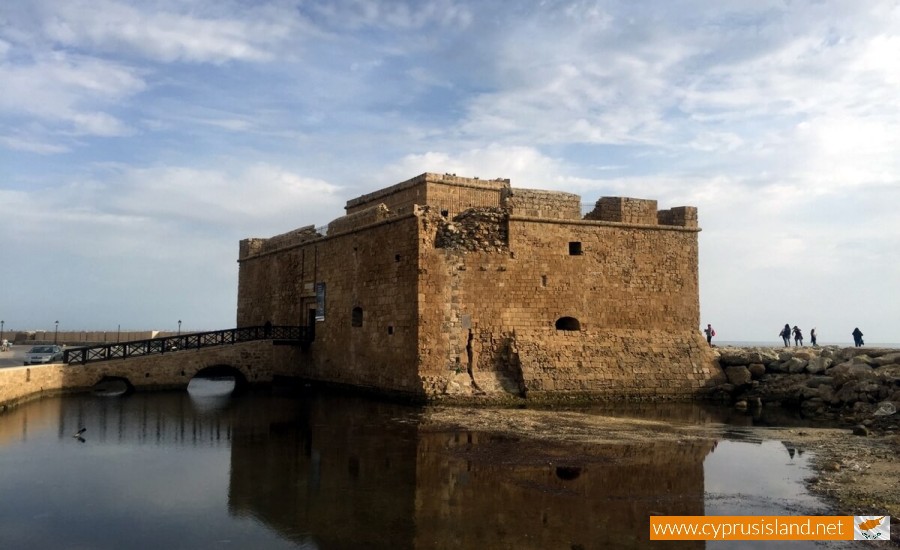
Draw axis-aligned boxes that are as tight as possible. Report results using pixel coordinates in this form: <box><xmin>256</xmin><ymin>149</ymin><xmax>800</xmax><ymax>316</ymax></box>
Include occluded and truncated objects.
<box><xmin>63</xmin><ymin>325</ymin><xmax>313</xmax><ymax>365</ymax></box>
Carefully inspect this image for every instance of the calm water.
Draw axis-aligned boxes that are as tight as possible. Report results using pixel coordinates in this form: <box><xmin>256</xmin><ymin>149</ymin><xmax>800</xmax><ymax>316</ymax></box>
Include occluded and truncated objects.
<box><xmin>0</xmin><ymin>383</ymin><xmax>863</xmax><ymax>550</ymax></box>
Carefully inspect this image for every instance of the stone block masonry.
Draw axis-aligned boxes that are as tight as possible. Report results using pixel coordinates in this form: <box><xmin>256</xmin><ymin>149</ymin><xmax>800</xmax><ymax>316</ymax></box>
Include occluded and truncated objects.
<box><xmin>0</xmin><ymin>341</ymin><xmax>276</xmax><ymax>409</ymax></box>
<box><xmin>237</xmin><ymin>172</ymin><xmax>720</xmax><ymax>401</ymax></box>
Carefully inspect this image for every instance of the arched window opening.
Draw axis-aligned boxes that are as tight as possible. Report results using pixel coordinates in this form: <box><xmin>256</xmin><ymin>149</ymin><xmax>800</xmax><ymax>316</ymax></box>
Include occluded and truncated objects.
<box><xmin>351</xmin><ymin>307</ymin><xmax>363</xmax><ymax>327</ymax></box>
<box><xmin>555</xmin><ymin>317</ymin><xmax>581</xmax><ymax>331</ymax></box>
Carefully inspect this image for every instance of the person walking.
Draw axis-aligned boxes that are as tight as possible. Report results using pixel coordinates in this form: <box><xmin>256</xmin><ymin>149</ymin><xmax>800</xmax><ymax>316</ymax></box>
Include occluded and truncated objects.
<box><xmin>810</xmin><ymin>327</ymin><xmax>817</xmax><ymax>347</ymax></box>
<box><xmin>703</xmin><ymin>324</ymin><xmax>715</xmax><ymax>346</ymax></box>
<box><xmin>852</xmin><ymin>327</ymin><xmax>864</xmax><ymax>347</ymax></box>
<box><xmin>792</xmin><ymin>325</ymin><xmax>803</xmax><ymax>346</ymax></box>
<box><xmin>779</xmin><ymin>323</ymin><xmax>791</xmax><ymax>347</ymax></box>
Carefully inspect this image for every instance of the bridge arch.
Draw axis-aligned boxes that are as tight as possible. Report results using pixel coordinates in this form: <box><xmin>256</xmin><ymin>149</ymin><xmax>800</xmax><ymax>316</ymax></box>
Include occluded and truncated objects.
<box><xmin>92</xmin><ymin>376</ymin><xmax>135</xmax><ymax>397</ymax></box>
<box><xmin>191</xmin><ymin>364</ymin><xmax>250</xmax><ymax>393</ymax></box>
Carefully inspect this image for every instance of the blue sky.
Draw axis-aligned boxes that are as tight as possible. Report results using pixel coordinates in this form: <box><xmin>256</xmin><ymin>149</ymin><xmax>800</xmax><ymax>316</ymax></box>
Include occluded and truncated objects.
<box><xmin>1</xmin><ymin>0</ymin><xmax>898</xmax><ymax>343</ymax></box>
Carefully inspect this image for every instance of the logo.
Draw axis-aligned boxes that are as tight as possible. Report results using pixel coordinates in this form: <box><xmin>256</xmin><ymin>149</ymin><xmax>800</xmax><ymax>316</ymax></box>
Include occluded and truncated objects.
<box><xmin>854</xmin><ymin>516</ymin><xmax>890</xmax><ymax>540</ymax></box>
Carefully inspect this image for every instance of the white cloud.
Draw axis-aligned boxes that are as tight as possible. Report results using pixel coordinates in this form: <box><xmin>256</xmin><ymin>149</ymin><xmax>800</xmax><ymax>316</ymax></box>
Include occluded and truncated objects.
<box><xmin>0</xmin><ymin>51</ymin><xmax>143</xmax><ymax>137</ymax></box>
<box><xmin>38</xmin><ymin>0</ymin><xmax>304</xmax><ymax>64</ymax></box>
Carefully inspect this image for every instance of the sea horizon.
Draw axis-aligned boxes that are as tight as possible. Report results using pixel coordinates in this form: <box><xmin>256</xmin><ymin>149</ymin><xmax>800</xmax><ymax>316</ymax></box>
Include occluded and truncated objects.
<box><xmin>716</xmin><ymin>340</ymin><xmax>900</xmax><ymax>349</ymax></box>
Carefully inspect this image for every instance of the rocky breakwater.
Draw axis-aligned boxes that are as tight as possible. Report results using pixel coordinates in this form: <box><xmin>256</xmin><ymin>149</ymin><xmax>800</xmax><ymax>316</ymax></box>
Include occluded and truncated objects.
<box><xmin>712</xmin><ymin>346</ymin><xmax>900</xmax><ymax>433</ymax></box>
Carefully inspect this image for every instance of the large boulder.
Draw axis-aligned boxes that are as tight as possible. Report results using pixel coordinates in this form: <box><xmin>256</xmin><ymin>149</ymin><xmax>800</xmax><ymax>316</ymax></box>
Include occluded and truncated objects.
<box><xmin>718</xmin><ymin>350</ymin><xmax>751</xmax><ymax>366</ymax></box>
<box><xmin>784</xmin><ymin>357</ymin><xmax>808</xmax><ymax>373</ymax></box>
<box><xmin>873</xmin><ymin>352</ymin><xmax>900</xmax><ymax>367</ymax></box>
<box><xmin>724</xmin><ymin>366</ymin><xmax>752</xmax><ymax>386</ymax></box>
<box><xmin>748</xmin><ymin>363</ymin><xmax>767</xmax><ymax>379</ymax></box>
<box><xmin>827</xmin><ymin>362</ymin><xmax>876</xmax><ymax>387</ymax></box>
<box><xmin>874</xmin><ymin>364</ymin><xmax>900</xmax><ymax>383</ymax></box>
<box><xmin>805</xmin><ymin>356</ymin><xmax>833</xmax><ymax>374</ymax></box>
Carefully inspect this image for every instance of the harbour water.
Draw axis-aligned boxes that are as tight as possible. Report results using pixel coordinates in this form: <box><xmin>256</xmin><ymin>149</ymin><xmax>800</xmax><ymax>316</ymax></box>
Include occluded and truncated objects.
<box><xmin>0</xmin><ymin>382</ymin><xmax>866</xmax><ymax>549</ymax></box>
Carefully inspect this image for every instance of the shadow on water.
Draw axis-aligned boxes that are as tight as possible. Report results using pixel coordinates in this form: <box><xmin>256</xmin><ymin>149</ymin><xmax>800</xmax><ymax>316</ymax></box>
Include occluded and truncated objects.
<box><xmin>0</xmin><ymin>387</ymin><xmax>858</xmax><ymax>550</ymax></box>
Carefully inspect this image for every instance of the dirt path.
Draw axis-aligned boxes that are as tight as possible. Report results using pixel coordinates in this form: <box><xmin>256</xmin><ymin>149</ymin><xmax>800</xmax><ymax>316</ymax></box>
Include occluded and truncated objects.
<box><xmin>424</xmin><ymin>406</ymin><xmax>900</xmax><ymax>543</ymax></box>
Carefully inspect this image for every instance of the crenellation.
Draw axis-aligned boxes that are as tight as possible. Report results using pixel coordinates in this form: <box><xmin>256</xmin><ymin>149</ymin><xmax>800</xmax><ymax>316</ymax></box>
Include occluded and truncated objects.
<box><xmin>503</xmin><ymin>188</ymin><xmax>581</xmax><ymax>220</ymax></box>
<box><xmin>658</xmin><ymin>206</ymin><xmax>699</xmax><ymax>228</ymax></box>
<box><xmin>585</xmin><ymin>197</ymin><xmax>659</xmax><ymax>225</ymax></box>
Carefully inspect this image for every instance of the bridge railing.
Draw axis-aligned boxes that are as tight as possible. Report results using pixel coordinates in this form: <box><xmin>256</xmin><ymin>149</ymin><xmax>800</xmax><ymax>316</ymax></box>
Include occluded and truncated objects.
<box><xmin>63</xmin><ymin>325</ymin><xmax>311</xmax><ymax>366</ymax></box>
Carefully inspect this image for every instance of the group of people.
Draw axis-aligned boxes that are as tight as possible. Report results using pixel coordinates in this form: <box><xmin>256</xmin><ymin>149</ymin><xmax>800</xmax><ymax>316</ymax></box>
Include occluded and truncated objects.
<box><xmin>702</xmin><ymin>324</ymin><xmax>866</xmax><ymax>347</ymax></box>
<box><xmin>778</xmin><ymin>324</ymin><xmax>815</xmax><ymax>347</ymax></box>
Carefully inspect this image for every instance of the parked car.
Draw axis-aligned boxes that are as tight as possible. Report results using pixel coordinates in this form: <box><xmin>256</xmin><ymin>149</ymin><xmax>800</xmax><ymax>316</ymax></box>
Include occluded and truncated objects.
<box><xmin>24</xmin><ymin>345</ymin><xmax>64</xmax><ymax>365</ymax></box>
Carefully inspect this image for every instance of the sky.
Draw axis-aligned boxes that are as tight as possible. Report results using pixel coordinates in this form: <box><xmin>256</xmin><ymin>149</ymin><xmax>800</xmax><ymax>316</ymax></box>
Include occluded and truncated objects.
<box><xmin>1</xmin><ymin>0</ymin><xmax>898</xmax><ymax>343</ymax></box>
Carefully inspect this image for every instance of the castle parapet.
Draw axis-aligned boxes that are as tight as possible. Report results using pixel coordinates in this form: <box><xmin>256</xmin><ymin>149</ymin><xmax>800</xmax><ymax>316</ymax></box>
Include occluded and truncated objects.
<box><xmin>503</xmin><ymin>188</ymin><xmax>581</xmax><ymax>220</ymax></box>
<box><xmin>328</xmin><ymin>203</ymin><xmax>392</xmax><ymax>235</ymax></box>
<box><xmin>582</xmin><ymin>197</ymin><xmax>696</xmax><ymax>227</ymax></box>
<box><xmin>584</xmin><ymin>197</ymin><xmax>658</xmax><ymax>225</ymax></box>
<box><xmin>345</xmin><ymin>173</ymin><xmax>510</xmax><ymax>219</ymax></box>
<box><xmin>239</xmin><ymin>225</ymin><xmax>321</xmax><ymax>259</ymax></box>
<box><xmin>657</xmin><ymin>206</ymin><xmax>698</xmax><ymax>228</ymax></box>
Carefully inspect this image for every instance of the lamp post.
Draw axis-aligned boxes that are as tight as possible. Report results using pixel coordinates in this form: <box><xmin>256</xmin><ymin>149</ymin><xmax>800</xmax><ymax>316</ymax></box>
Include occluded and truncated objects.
<box><xmin>54</xmin><ymin>320</ymin><xmax>59</xmax><ymax>344</ymax></box>
<box><xmin>1</xmin><ymin>319</ymin><xmax>5</xmax><ymax>343</ymax></box>
<box><xmin>178</xmin><ymin>320</ymin><xmax>182</xmax><ymax>336</ymax></box>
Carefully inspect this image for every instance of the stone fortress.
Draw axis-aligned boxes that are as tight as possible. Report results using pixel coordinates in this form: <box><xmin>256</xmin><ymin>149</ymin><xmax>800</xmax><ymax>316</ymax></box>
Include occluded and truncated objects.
<box><xmin>237</xmin><ymin>172</ymin><xmax>720</xmax><ymax>400</ymax></box>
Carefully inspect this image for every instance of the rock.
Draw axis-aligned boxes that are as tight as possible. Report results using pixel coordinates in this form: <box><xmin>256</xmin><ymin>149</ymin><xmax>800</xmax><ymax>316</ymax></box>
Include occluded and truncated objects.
<box><xmin>748</xmin><ymin>363</ymin><xmax>766</xmax><ymax>379</ymax></box>
<box><xmin>852</xmin><ymin>425</ymin><xmax>870</xmax><ymax>436</ymax></box>
<box><xmin>768</xmin><ymin>361</ymin><xmax>789</xmax><ymax>373</ymax></box>
<box><xmin>828</xmin><ymin>363</ymin><xmax>876</xmax><ymax>387</ymax></box>
<box><xmin>716</xmin><ymin>383</ymin><xmax>736</xmax><ymax>395</ymax></box>
<box><xmin>734</xmin><ymin>399</ymin><xmax>748</xmax><ymax>410</ymax></box>
<box><xmin>784</xmin><ymin>357</ymin><xmax>808</xmax><ymax>373</ymax></box>
<box><xmin>746</xmin><ymin>350</ymin><xmax>780</xmax><ymax>365</ymax></box>
<box><xmin>817</xmin><ymin>385</ymin><xmax>835</xmax><ymax>403</ymax></box>
<box><xmin>874</xmin><ymin>365</ymin><xmax>900</xmax><ymax>383</ymax></box>
<box><xmin>805</xmin><ymin>375</ymin><xmax>832</xmax><ymax>388</ymax></box>
<box><xmin>805</xmin><ymin>356</ymin><xmax>832</xmax><ymax>374</ymax></box>
<box><xmin>718</xmin><ymin>350</ymin><xmax>751</xmax><ymax>366</ymax></box>
<box><xmin>724</xmin><ymin>366</ymin><xmax>752</xmax><ymax>386</ymax></box>
<box><xmin>873</xmin><ymin>352</ymin><xmax>900</xmax><ymax>366</ymax></box>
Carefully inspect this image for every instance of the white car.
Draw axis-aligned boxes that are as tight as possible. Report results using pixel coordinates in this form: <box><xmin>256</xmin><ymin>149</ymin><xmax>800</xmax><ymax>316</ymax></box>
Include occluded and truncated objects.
<box><xmin>24</xmin><ymin>345</ymin><xmax>64</xmax><ymax>365</ymax></box>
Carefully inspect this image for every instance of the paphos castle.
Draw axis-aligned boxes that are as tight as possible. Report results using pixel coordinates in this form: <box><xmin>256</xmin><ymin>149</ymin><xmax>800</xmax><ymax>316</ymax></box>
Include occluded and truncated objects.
<box><xmin>237</xmin><ymin>172</ymin><xmax>719</xmax><ymax>400</ymax></box>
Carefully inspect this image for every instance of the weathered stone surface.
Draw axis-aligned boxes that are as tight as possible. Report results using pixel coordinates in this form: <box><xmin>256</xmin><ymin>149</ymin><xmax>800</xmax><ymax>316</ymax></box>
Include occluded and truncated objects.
<box><xmin>852</xmin><ymin>425</ymin><xmax>870</xmax><ymax>436</ymax></box>
<box><xmin>748</xmin><ymin>363</ymin><xmax>766</xmax><ymax>379</ymax></box>
<box><xmin>828</xmin><ymin>363</ymin><xmax>876</xmax><ymax>387</ymax></box>
<box><xmin>718</xmin><ymin>351</ymin><xmax>751</xmax><ymax>366</ymax></box>
<box><xmin>805</xmin><ymin>356</ymin><xmax>832</xmax><ymax>374</ymax></box>
<box><xmin>724</xmin><ymin>366</ymin><xmax>752</xmax><ymax>386</ymax></box>
<box><xmin>767</xmin><ymin>361</ymin><xmax>789</xmax><ymax>373</ymax></box>
<box><xmin>873</xmin><ymin>352</ymin><xmax>900</xmax><ymax>366</ymax></box>
<box><xmin>784</xmin><ymin>357</ymin><xmax>808</xmax><ymax>373</ymax></box>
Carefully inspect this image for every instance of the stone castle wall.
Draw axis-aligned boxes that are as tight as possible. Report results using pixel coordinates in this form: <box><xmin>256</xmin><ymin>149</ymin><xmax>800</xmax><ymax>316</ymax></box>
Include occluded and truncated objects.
<box><xmin>236</xmin><ymin>173</ymin><xmax>718</xmax><ymax>400</ymax></box>
<box><xmin>417</xmin><ymin>210</ymin><xmax>717</xmax><ymax>398</ymax></box>
<box><xmin>238</xmin><ymin>214</ymin><xmax>423</xmax><ymax>395</ymax></box>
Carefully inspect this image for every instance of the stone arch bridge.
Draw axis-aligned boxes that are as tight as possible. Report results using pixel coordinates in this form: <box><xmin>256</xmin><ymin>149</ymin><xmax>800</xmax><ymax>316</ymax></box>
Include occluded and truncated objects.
<box><xmin>1</xmin><ymin>327</ymin><xmax>309</xmax><ymax>407</ymax></box>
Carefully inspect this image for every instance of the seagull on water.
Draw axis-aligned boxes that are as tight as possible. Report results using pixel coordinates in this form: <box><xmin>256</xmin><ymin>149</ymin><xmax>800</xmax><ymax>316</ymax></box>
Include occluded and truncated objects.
<box><xmin>73</xmin><ymin>428</ymin><xmax>86</xmax><ymax>438</ymax></box>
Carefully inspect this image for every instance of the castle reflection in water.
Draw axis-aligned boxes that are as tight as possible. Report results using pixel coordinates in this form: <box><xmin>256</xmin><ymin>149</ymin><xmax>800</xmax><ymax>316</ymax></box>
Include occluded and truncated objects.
<box><xmin>1</xmin><ymin>388</ymin><xmax>735</xmax><ymax>549</ymax></box>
